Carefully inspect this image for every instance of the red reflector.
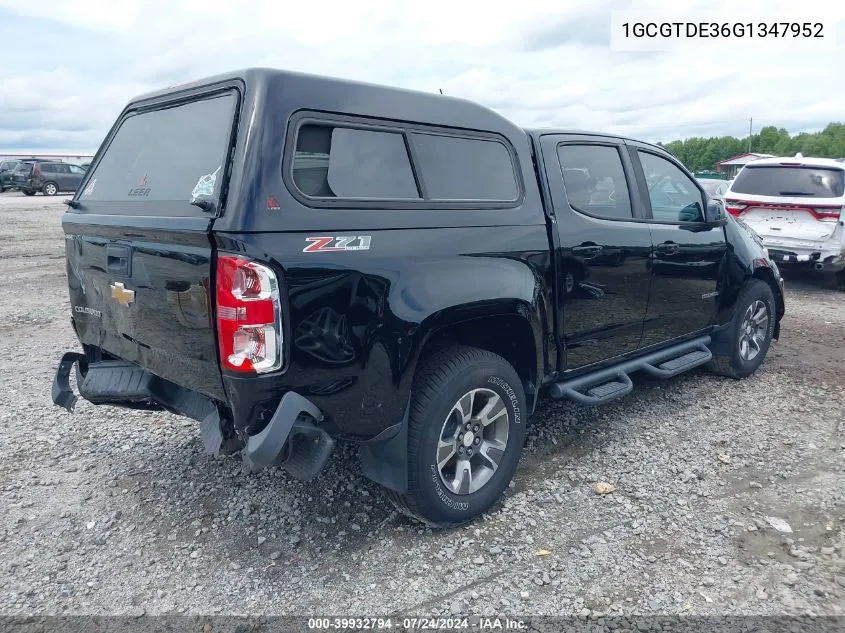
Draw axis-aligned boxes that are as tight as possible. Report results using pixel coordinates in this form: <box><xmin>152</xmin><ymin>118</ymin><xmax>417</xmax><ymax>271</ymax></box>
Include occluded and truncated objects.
<box><xmin>216</xmin><ymin>254</ymin><xmax>282</xmax><ymax>374</ymax></box>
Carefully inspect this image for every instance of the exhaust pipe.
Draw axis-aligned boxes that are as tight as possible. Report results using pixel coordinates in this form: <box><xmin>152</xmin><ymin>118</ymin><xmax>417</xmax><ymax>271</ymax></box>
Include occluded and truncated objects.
<box><xmin>814</xmin><ymin>262</ymin><xmax>824</xmax><ymax>271</ymax></box>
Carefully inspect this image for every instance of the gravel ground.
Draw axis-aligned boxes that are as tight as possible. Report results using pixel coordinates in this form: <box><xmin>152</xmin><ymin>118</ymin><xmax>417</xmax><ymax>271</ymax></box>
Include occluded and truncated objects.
<box><xmin>0</xmin><ymin>192</ymin><xmax>843</xmax><ymax>618</ymax></box>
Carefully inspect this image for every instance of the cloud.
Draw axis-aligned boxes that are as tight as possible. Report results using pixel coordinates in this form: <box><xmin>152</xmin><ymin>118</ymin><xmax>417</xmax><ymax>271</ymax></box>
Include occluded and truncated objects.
<box><xmin>519</xmin><ymin>0</ymin><xmax>634</xmax><ymax>51</ymax></box>
<box><xmin>0</xmin><ymin>0</ymin><xmax>843</xmax><ymax>153</ymax></box>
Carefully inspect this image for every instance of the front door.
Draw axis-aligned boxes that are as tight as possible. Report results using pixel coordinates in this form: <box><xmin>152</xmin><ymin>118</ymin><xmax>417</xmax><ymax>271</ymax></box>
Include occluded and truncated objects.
<box><xmin>628</xmin><ymin>145</ymin><xmax>728</xmax><ymax>347</ymax></box>
<box><xmin>540</xmin><ymin>134</ymin><xmax>653</xmax><ymax>370</ymax></box>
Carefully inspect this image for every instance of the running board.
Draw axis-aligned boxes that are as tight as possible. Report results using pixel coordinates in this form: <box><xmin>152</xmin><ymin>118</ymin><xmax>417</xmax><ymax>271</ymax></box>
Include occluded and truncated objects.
<box><xmin>549</xmin><ymin>336</ymin><xmax>712</xmax><ymax>406</ymax></box>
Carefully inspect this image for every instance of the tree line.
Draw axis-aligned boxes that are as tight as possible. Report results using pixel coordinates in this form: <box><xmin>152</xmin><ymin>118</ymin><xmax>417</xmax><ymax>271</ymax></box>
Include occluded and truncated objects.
<box><xmin>658</xmin><ymin>123</ymin><xmax>845</xmax><ymax>172</ymax></box>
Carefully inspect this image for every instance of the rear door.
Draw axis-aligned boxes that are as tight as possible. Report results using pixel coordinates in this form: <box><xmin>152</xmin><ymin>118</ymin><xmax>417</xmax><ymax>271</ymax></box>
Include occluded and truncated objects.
<box><xmin>52</xmin><ymin>164</ymin><xmax>71</xmax><ymax>190</ymax></box>
<box><xmin>65</xmin><ymin>88</ymin><xmax>241</xmax><ymax>401</ymax></box>
<box><xmin>628</xmin><ymin>145</ymin><xmax>727</xmax><ymax>346</ymax></box>
<box><xmin>68</xmin><ymin>164</ymin><xmax>86</xmax><ymax>192</ymax></box>
<box><xmin>539</xmin><ymin>133</ymin><xmax>653</xmax><ymax>370</ymax></box>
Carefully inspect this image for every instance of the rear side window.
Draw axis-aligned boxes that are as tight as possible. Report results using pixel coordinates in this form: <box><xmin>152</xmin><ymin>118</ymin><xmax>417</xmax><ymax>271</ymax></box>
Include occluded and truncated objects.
<box><xmin>731</xmin><ymin>166</ymin><xmax>845</xmax><ymax>198</ymax></box>
<box><xmin>289</xmin><ymin>120</ymin><xmax>520</xmax><ymax>205</ymax></box>
<box><xmin>410</xmin><ymin>133</ymin><xmax>518</xmax><ymax>201</ymax></box>
<box><xmin>80</xmin><ymin>92</ymin><xmax>237</xmax><ymax>214</ymax></box>
<box><xmin>557</xmin><ymin>144</ymin><xmax>633</xmax><ymax>220</ymax></box>
<box><xmin>292</xmin><ymin>124</ymin><xmax>419</xmax><ymax>199</ymax></box>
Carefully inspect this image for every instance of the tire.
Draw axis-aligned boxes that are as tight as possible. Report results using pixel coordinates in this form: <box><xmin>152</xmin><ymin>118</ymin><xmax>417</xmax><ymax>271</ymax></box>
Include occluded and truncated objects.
<box><xmin>706</xmin><ymin>279</ymin><xmax>776</xmax><ymax>379</ymax></box>
<box><xmin>43</xmin><ymin>182</ymin><xmax>59</xmax><ymax>196</ymax></box>
<box><xmin>387</xmin><ymin>345</ymin><xmax>527</xmax><ymax>528</ymax></box>
<box><xmin>834</xmin><ymin>270</ymin><xmax>845</xmax><ymax>292</ymax></box>
<box><xmin>22</xmin><ymin>190</ymin><xmax>35</xmax><ymax>196</ymax></box>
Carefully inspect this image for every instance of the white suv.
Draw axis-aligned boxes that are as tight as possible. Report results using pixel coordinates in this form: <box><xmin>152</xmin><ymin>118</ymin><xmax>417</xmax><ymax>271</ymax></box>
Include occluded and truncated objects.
<box><xmin>724</xmin><ymin>156</ymin><xmax>844</xmax><ymax>285</ymax></box>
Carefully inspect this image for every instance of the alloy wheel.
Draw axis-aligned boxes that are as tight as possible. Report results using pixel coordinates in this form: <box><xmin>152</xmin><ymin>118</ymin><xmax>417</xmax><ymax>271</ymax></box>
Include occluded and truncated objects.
<box><xmin>436</xmin><ymin>388</ymin><xmax>509</xmax><ymax>495</ymax></box>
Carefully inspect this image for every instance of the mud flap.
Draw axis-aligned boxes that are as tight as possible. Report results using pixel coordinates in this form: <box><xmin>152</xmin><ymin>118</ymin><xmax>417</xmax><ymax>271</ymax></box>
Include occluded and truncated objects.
<box><xmin>52</xmin><ymin>352</ymin><xmax>87</xmax><ymax>412</ymax></box>
<box><xmin>359</xmin><ymin>400</ymin><xmax>410</xmax><ymax>494</ymax></box>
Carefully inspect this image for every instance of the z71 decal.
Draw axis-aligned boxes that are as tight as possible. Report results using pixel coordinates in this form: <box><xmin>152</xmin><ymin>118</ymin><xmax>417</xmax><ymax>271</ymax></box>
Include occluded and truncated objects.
<box><xmin>303</xmin><ymin>236</ymin><xmax>372</xmax><ymax>253</ymax></box>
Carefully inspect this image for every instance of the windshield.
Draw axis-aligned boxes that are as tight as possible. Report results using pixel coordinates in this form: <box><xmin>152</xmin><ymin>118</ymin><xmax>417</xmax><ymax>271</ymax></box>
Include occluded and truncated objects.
<box><xmin>79</xmin><ymin>91</ymin><xmax>238</xmax><ymax>215</ymax></box>
<box><xmin>731</xmin><ymin>165</ymin><xmax>845</xmax><ymax>198</ymax></box>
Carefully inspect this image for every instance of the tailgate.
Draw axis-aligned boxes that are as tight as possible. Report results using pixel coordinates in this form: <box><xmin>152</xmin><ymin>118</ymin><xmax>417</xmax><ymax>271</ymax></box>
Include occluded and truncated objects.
<box><xmin>63</xmin><ymin>89</ymin><xmax>241</xmax><ymax>402</ymax></box>
<box><xmin>65</xmin><ymin>215</ymin><xmax>224</xmax><ymax>400</ymax></box>
<box><xmin>741</xmin><ymin>207</ymin><xmax>837</xmax><ymax>243</ymax></box>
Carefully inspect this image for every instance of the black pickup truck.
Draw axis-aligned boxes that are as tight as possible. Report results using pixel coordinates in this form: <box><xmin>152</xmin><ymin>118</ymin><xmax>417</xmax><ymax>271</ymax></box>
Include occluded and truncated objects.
<box><xmin>52</xmin><ymin>68</ymin><xmax>785</xmax><ymax>527</ymax></box>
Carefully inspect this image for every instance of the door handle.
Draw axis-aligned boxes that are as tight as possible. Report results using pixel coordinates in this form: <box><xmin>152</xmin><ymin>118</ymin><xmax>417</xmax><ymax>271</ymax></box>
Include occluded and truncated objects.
<box><xmin>572</xmin><ymin>244</ymin><xmax>604</xmax><ymax>257</ymax></box>
<box><xmin>106</xmin><ymin>244</ymin><xmax>132</xmax><ymax>277</ymax></box>
<box><xmin>656</xmin><ymin>241</ymin><xmax>680</xmax><ymax>255</ymax></box>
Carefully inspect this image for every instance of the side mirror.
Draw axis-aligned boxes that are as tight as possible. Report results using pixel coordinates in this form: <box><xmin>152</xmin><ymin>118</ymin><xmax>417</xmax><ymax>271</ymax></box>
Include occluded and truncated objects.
<box><xmin>705</xmin><ymin>198</ymin><xmax>724</xmax><ymax>224</ymax></box>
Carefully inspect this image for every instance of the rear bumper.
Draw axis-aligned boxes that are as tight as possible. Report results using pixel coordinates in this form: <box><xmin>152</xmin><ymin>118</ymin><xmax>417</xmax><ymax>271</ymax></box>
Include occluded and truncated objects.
<box><xmin>51</xmin><ymin>352</ymin><xmax>334</xmax><ymax>480</ymax></box>
<box><xmin>766</xmin><ymin>246</ymin><xmax>845</xmax><ymax>272</ymax></box>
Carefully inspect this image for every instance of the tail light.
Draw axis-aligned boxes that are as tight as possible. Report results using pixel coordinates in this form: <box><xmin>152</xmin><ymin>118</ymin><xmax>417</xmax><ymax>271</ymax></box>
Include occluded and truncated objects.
<box><xmin>725</xmin><ymin>199</ymin><xmax>747</xmax><ymax>216</ymax></box>
<box><xmin>215</xmin><ymin>254</ymin><xmax>282</xmax><ymax>374</ymax></box>
<box><xmin>813</xmin><ymin>206</ymin><xmax>842</xmax><ymax>222</ymax></box>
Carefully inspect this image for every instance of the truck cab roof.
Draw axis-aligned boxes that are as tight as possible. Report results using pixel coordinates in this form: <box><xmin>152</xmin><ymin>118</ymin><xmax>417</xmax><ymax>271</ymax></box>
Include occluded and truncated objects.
<box><xmin>524</xmin><ymin>127</ymin><xmax>667</xmax><ymax>152</ymax></box>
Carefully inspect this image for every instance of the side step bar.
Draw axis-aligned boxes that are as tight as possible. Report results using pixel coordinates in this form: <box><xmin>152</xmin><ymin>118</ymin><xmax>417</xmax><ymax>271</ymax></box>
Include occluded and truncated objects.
<box><xmin>549</xmin><ymin>336</ymin><xmax>712</xmax><ymax>406</ymax></box>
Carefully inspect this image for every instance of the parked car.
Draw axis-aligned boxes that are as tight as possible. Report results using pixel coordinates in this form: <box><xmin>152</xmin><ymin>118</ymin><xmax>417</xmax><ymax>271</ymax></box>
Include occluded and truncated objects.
<box><xmin>51</xmin><ymin>68</ymin><xmax>785</xmax><ymax>527</ymax></box>
<box><xmin>724</xmin><ymin>156</ymin><xmax>845</xmax><ymax>288</ymax></box>
<box><xmin>697</xmin><ymin>177</ymin><xmax>729</xmax><ymax>202</ymax></box>
<box><xmin>0</xmin><ymin>159</ymin><xmax>21</xmax><ymax>192</ymax></box>
<box><xmin>13</xmin><ymin>160</ymin><xmax>86</xmax><ymax>196</ymax></box>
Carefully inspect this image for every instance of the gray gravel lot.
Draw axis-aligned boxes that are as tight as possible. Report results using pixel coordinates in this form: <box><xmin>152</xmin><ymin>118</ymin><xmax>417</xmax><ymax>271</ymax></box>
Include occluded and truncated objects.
<box><xmin>0</xmin><ymin>192</ymin><xmax>843</xmax><ymax>617</ymax></box>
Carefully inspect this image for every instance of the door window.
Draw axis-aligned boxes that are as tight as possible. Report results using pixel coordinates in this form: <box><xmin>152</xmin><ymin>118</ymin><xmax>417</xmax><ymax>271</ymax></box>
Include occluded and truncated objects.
<box><xmin>557</xmin><ymin>144</ymin><xmax>633</xmax><ymax>220</ymax></box>
<box><xmin>639</xmin><ymin>152</ymin><xmax>705</xmax><ymax>222</ymax></box>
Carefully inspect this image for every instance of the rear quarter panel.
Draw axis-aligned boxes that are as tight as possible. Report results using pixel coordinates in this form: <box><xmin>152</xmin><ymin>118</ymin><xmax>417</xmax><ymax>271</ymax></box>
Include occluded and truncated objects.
<box><xmin>216</xmin><ymin>227</ymin><xmax>552</xmax><ymax>438</ymax></box>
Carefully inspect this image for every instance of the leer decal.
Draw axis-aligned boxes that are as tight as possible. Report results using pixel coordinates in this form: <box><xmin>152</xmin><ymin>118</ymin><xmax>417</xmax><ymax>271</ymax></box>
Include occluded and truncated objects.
<box><xmin>303</xmin><ymin>236</ymin><xmax>372</xmax><ymax>253</ymax></box>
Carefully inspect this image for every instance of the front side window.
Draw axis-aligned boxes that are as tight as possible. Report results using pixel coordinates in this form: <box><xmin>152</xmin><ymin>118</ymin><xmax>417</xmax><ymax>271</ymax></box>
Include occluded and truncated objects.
<box><xmin>557</xmin><ymin>144</ymin><xmax>633</xmax><ymax>220</ymax></box>
<box><xmin>292</xmin><ymin>124</ymin><xmax>419</xmax><ymax>199</ymax></box>
<box><xmin>639</xmin><ymin>151</ymin><xmax>705</xmax><ymax>222</ymax></box>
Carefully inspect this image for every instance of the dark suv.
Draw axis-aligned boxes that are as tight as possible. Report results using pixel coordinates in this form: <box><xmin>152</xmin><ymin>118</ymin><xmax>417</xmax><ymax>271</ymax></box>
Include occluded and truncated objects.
<box><xmin>13</xmin><ymin>161</ymin><xmax>86</xmax><ymax>196</ymax></box>
<box><xmin>52</xmin><ymin>68</ymin><xmax>785</xmax><ymax>527</ymax></box>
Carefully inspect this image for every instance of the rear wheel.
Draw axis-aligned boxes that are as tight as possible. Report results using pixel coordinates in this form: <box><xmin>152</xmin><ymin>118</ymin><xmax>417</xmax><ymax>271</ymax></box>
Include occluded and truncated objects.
<box><xmin>387</xmin><ymin>346</ymin><xmax>527</xmax><ymax>527</ymax></box>
<box><xmin>43</xmin><ymin>182</ymin><xmax>59</xmax><ymax>196</ymax></box>
<box><xmin>22</xmin><ymin>190</ymin><xmax>35</xmax><ymax>196</ymax></box>
<box><xmin>834</xmin><ymin>269</ymin><xmax>845</xmax><ymax>292</ymax></box>
<box><xmin>706</xmin><ymin>279</ymin><xmax>775</xmax><ymax>379</ymax></box>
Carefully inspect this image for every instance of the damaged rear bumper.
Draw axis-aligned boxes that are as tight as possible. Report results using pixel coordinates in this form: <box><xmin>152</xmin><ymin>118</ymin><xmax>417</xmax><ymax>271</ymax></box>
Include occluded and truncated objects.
<box><xmin>766</xmin><ymin>246</ymin><xmax>845</xmax><ymax>271</ymax></box>
<box><xmin>51</xmin><ymin>352</ymin><xmax>334</xmax><ymax>480</ymax></box>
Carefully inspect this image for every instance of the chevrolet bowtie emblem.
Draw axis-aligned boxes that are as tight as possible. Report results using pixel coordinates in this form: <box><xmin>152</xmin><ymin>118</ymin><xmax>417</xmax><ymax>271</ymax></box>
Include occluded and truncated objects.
<box><xmin>110</xmin><ymin>282</ymin><xmax>135</xmax><ymax>306</ymax></box>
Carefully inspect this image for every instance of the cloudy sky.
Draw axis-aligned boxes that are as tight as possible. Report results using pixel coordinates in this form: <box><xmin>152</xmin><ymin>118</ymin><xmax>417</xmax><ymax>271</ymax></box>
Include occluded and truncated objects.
<box><xmin>1</xmin><ymin>0</ymin><xmax>843</xmax><ymax>154</ymax></box>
